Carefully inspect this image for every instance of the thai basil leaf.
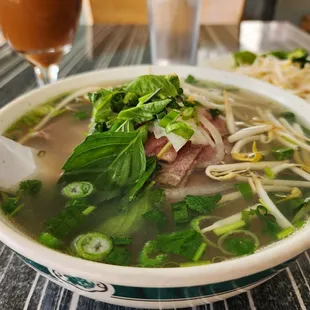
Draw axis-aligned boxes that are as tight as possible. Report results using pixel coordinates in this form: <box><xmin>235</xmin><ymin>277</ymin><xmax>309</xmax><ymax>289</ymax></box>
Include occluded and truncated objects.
<box><xmin>113</xmin><ymin>119</ymin><xmax>135</xmax><ymax>132</ymax></box>
<box><xmin>138</xmin><ymin>88</ymin><xmax>162</xmax><ymax>105</ymax></box>
<box><xmin>125</xmin><ymin>75</ymin><xmax>178</xmax><ymax>98</ymax></box>
<box><xmin>117</xmin><ymin>99</ymin><xmax>171</xmax><ymax>123</ymax></box>
<box><xmin>91</xmin><ymin>89</ymin><xmax>115</xmax><ymax>123</ymax></box>
<box><xmin>62</xmin><ymin>132</ymin><xmax>146</xmax><ymax>189</ymax></box>
<box><xmin>121</xmin><ymin>157</ymin><xmax>157</xmax><ymax>206</ymax></box>
<box><xmin>97</xmin><ymin>188</ymin><xmax>153</xmax><ymax>236</ymax></box>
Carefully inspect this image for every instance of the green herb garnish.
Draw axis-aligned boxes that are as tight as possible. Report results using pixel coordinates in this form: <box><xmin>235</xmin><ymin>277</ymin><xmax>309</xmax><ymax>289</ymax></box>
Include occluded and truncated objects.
<box><xmin>271</xmin><ymin>146</ymin><xmax>294</xmax><ymax>160</ymax></box>
<box><xmin>172</xmin><ymin>201</ymin><xmax>189</xmax><ymax>224</ymax></box>
<box><xmin>19</xmin><ymin>180</ymin><xmax>42</xmax><ymax>196</ymax></box>
<box><xmin>74</xmin><ymin>111</ymin><xmax>89</xmax><ymax>120</ymax></box>
<box><xmin>185</xmin><ymin>194</ymin><xmax>222</xmax><ymax>214</ymax></box>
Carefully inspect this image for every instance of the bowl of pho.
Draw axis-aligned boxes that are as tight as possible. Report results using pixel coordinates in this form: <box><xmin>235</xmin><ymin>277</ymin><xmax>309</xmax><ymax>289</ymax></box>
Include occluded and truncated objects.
<box><xmin>0</xmin><ymin>66</ymin><xmax>309</xmax><ymax>308</ymax></box>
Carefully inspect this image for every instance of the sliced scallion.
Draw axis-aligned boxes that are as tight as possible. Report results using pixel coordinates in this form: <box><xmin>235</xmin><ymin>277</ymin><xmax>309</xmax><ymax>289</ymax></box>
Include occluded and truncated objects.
<box><xmin>71</xmin><ymin>232</ymin><xmax>113</xmax><ymax>262</ymax></box>
<box><xmin>158</xmin><ymin>110</ymin><xmax>180</xmax><ymax>128</ymax></box>
<box><xmin>264</xmin><ymin>167</ymin><xmax>275</xmax><ymax>179</ymax></box>
<box><xmin>213</xmin><ymin>220</ymin><xmax>246</xmax><ymax>236</ymax></box>
<box><xmin>39</xmin><ymin>232</ymin><xmax>63</xmax><ymax>249</ymax></box>
<box><xmin>276</xmin><ymin>227</ymin><xmax>295</xmax><ymax>240</ymax></box>
<box><xmin>193</xmin><ymin>243</ymin><xmax>207</xmax><ymax>262</ymax></box>
<box><xmin>62</xmin><ymin>182</ymin><xmax>94</xmax><ymax>199</ymax></box>
<box><xmin>165</xmin><ymin>121</ymin><xmax>194</xmax><ymax>140</ymax></box>
<box><xmin>182</xmin><ymin>107</ymin><xmax>195</xmax><ymax>120</ymax></box>
<box><xmin>180</xmin><ymin>260</ymin><xmax>212</xmax><ymax>267</ymax></box>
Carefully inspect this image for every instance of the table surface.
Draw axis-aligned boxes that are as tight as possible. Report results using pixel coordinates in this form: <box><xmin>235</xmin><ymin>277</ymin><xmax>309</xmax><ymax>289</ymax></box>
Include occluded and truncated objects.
<box><xmin>0</xmin><ymin>21</ymin><xmax>310</xmax><ymax>310</ymax></box>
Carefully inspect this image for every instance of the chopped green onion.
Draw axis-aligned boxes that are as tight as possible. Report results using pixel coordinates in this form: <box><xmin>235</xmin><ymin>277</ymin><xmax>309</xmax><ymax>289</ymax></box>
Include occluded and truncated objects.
<box><xmin>182</xmin><ymin>107</ymin><xmax>195</xmax><ymax>120</ymax></box>
<box><xmin>193</xmin><ymin>243</ymin><xmax>207</xmax><ymax>262</ymax></box>
<box><xmin>213</xmin><ymin>220</ymin><xmax>246</xmax><ymax>236</ymax></box>
<box><xmin>218</xmin><ymin>230</ymin><xmax>259</xmax><ymax>256</ymax></box>
<box><xmin>190</xmin><ymin>216</ymin><xmax>220</xmax><ymax>247</ymax></box>
<box><xmin>82</xmin><ymin>206</ymin><xmax>96</xmax><ymax>216</ymax></box>
<box><xmin>158</xmin><ymin>110</ymin><xmax>180</xmax><ymax>128</ymax></box>
<box><xmin>73</xmin><ymin>111</ymin><xmax>89</xmax><ymax>120</ymax></box>
<box><xmin>172</xmin><ymin>201</ymin><xmax>189</xmax><ymax>224</ymax></box>
<box><xmin>256</xmin><ymin>205</ymin><xmax>268</xmax><ymax>217</ymax></box>
<box><xmin>39</xmin><ymin>232</ymin><xmax>63</xmax><ymax>249</ymax></box>
<box><xmin>111</xmin><ymin>236</ymin><xmax>132</xmax><ymax>245</ymax></box>
<box><xmin>277</xmin><ymin>227</ymin><xmax>295</xmax><ymax>240</ymax></box>
<box><xmin>139</xmin><ymin>240</ymin><xmax>168</xmax><ymax>267</ymax></box>
<box><xmin>235</xmin><ymin>183</ymin><xmax>253</xmax><ymax>200</ymax></box>
<box><xmin>271</xmin><ymin>146</ymin><xmax>294</xmax><ymax>160</ymax></box>
<box><xmin>71</xmin><ymin>232</ymin><xmax>113</xmax><ymax>262</ymax></box>
<box><xmin>180</xmin><ymin>260</ymin><xmax>212</xmax><ymax>267</ymax></box>
<box><xmin>166</xmin><ymin>121</ymin><xmax>194</xmax><ymax>139</ymax></box>
<box><xmin>264</xmin><ymin>167</ymin><xmax>275</xmax><ymax>179</ymax></box>
<box><xmin>241</xmin><ymin>209</ymin><xmax>256</xmax><ymax>225</ymax></box>
<box><xmin>62</xmin><ymin>182</ymin><xmax>94</xmax><ymax>199</ymax></box>
<box><xmin>209</xmin><ymin>109</ymin><xmax>221</xmax><ymax>120</ymax></box>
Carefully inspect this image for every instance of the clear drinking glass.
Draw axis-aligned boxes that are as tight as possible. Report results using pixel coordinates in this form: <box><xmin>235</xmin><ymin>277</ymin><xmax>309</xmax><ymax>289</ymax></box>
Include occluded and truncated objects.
<box><xmin>0</xmin><ymin>0</ymin><xmax>82</xmax><ymax>86</ymax></box>
<box><xmin>147</xmin><ymin>0</ymin><xmax>201</xmax><ymax>66</ymax></box>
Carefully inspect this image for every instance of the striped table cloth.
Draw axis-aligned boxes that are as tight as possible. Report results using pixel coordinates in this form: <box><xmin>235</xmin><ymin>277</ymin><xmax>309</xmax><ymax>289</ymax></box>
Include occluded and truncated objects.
<box><xmin>0</xmin><ymin>21</ymin><xmax>310</xmax><ymax>310</ymax></box>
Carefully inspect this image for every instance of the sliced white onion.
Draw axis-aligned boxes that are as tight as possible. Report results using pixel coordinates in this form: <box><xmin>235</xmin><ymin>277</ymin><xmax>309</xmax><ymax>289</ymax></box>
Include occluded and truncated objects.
<box><xmin>151</xmin><ymin>121</ymin><xmax>187</xmax><ymax>152</ymax></box>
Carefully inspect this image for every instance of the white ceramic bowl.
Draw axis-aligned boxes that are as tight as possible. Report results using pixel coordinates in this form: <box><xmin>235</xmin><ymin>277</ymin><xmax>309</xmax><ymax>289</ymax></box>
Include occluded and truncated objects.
<box><xmin>0</xmin><ymin>66</ymin><xmax>309</xmax><ymax>309</ymax></box>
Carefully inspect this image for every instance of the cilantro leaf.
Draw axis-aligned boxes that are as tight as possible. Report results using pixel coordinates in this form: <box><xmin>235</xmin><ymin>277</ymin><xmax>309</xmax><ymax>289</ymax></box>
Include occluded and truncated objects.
<box><xmin>185</xmin><ymin>194</ymin><xmax>222</xmax><ymax>214</ymax></box>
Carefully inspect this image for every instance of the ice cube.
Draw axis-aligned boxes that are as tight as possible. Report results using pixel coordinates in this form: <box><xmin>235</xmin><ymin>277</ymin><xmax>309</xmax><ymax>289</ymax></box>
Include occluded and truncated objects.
<box><xmin>0</xmin><ymin>136</ymin><xmax>38</xmax><ymax>192</ymax></box>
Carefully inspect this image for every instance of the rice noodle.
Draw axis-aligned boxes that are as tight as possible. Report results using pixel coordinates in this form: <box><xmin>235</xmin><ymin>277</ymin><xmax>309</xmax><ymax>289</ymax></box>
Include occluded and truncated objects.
<box><xmin>227</xmin><ymin>125</ymin><xmax>273</xmax><ymax>143</ymax></box>
<box><xmin>253</xmin><ymin>178</ymin><xmax>293</xmax><ymax>229</ymax></box>
<box><xmin>19</xmin><ymin>86</ymin><xmax>99</xmax><ymax>144</ymax></box>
